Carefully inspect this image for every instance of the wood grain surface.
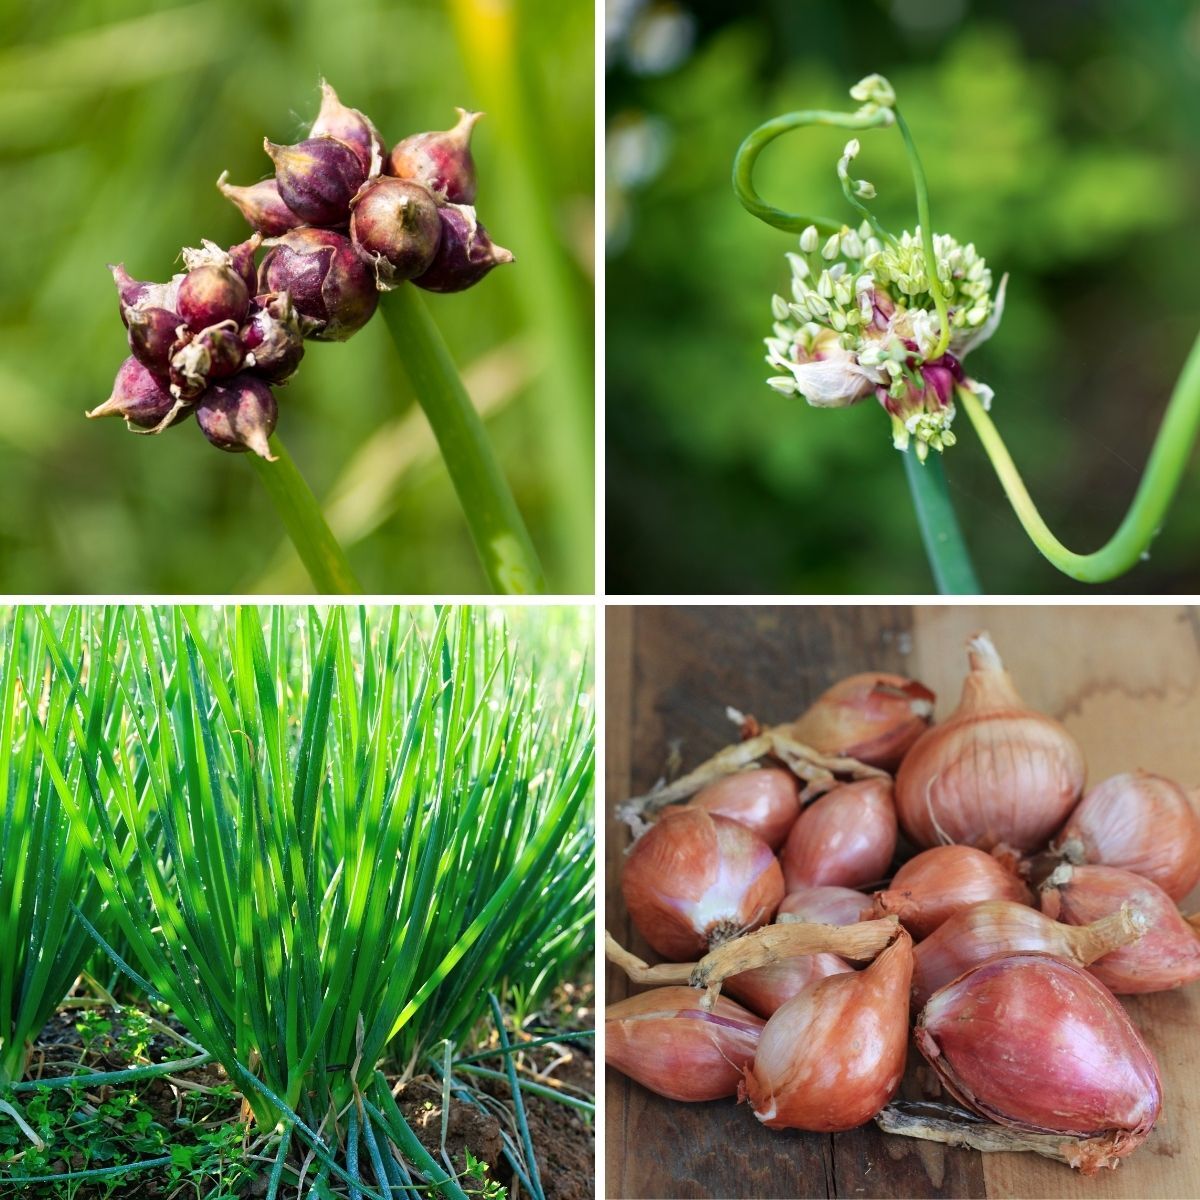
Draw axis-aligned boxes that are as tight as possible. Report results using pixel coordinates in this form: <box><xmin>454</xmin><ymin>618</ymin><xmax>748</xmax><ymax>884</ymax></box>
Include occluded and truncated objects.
<box><xmin>604</xmin><ymin>605</ymin><xmax>1200</xmax><ymax>1200</ymax></box>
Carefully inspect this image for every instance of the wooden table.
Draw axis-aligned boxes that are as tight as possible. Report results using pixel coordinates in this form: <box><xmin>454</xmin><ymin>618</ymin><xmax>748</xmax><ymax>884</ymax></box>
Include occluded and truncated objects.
<box><xmin>605</xmin><ymin>605</ymin><xmax>1200</xmax><ymax>1200</ymax></box>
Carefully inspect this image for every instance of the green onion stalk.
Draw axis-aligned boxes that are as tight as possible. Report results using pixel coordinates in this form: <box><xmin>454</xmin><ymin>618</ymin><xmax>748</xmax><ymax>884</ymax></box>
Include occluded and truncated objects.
<box><xmin>733</xmin><ymin>73</ymin><xmax>1200</xmax><ymax>593</ymax></box>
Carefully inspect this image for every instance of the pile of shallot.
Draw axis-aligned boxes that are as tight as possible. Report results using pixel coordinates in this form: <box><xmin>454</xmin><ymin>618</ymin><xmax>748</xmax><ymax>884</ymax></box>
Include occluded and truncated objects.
<box><xmin>606</xmin><ymin>632</ymin><xmax>1200</xmax><ymax>1175</ymax></box>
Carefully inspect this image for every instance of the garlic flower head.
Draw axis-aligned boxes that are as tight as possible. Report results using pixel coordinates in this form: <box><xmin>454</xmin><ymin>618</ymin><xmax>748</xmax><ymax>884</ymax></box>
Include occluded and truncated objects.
<box><xmin>764</xmin><ymin>213</ymin><xmax>1005</xmax><ymax>461</ymax></box>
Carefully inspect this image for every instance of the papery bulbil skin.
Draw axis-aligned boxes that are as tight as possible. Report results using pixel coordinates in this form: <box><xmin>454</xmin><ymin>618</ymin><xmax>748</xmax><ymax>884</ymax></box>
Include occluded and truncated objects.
<box><xmin>241</xmin><ymin>292</ymin><xmax>305</xmax><ymax>383</ymax></box>
<box><xmin>310</xmin><ymin>80</ymin><xmax>384</xmax><ymax>177</ymax></box>
<box><xmin>258</xmin><ymin>228</ymin><xmax>378</xmax><ymax>341</ymax></box>
<box><xmin>110</xmin><ymin>263</ymin><xmax>183</xmax><ymax>328</ymax></box>
<box><xmin>414</xmin><ymin>203</ymin><xmax>513</xmax><ymax>294</ymax></box>
<box><xmin>169</xmin><ymin>321</ymin><xmax>245</xmax><ymax>398</ymax></box>
<box><xmin>388</xmin><ymin>107</ymin><xmax>482</xmax><ymax>203</ymax></box>
<box><xmin>217</xmin><ymin>174</ymin><xmax>305</xmax><ymax>237</ymax></box>
<box><xmin>88</xmin><ymin>357</ymin><xmax>189</xmax><ymax>431</ymax></box>
<box><xmin>195</xmin><ymin>374</ymin><xmax>278</xmax><ymax>460</ymax></box>
<box><xmin>265</xmin><ymin>136</ymin><xmax>367</xmax><ymax>226</ymax></box>
<box><xmin>350</xmin><ymin>177</ymin><xmax>443</xmax><ymax>287</ymax></box>
<box><xmin>178</xmin><ymin>264</ymin><xmax>250</xmax><ymax>332</ymax></box>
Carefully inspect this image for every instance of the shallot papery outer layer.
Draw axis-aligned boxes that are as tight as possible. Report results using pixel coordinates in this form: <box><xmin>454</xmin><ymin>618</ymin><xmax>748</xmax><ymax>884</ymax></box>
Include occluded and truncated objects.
<box><xmin>621</xmin><ymin>808</ymin><xmax>784</xmax><ymax>961</ymax></box>
<box><xmin>686</xmin><ymin>767</ymin><xmax>801</xmax><ymax>850</ymax></box>
<box><xmin>787</xmin><ymin>672</ymin><xmax>935</xmax><ymax>770</ymax></box>
<box><xmin>916</xmin><ymin>954</ymin><xmax>1162</xmax><ymax>1173</ymax></box>
<box><xmin>870</xmin><ymin>844</ymin><xmax>1031</xmax><ymax>940</ymax></box>
<box><xmin>1040</xmin><ymin>863</ymin><xmax>1200</xmax><ymax>993</ymax></box>
<box><xmin>1052</xmin><ymin>770</ymin><xmax>1200</xmax><ymax>901</ymax></box>
<box><xmin>895</xmin><ymin>632</ymin><xmax>1085</xmax><ymax>852</ymax></box>
<box><xmin>724</xmin><ymin>951</ymin><xmax>854</xmax><ymax>1018</ymax></box>
<box><xmin>778</xmin><ymin>885</ymin><xmax>870</xmax><ymax>927</ymax></box>
<box><xmin>742</xmin><ymin>928</ymin><xmax>912</xmax><ymax>1131</ymax></box>
<box><xmin>605</xmin><ymin>987</ymin><xmax>764</xmax><ymax>1102</ymax></box>
<box><xmin>781</xmin><ymin>778</ymin><xmax>897</xmax><ymax>892</ymax></box>
<box><xmin>910</xmin><ymin>899</ymin><xmax>1145</xmax><ymax>1010</ymax></box>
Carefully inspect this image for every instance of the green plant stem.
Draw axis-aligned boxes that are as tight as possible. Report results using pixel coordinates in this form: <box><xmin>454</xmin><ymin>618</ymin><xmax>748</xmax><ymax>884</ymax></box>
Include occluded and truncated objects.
<box><xmin>733</xmin><ymin>108</ymin><xmax>893</xmax><ymax>236</ymax></box>
<box><xmin>902</xmin><ymin>452</ymin><xmax>980</xmax><ymax>594</ymax></box>
<box><xmin>247</xmin><ymin>437</ymin><xmax>361</xmax><ymax>594</ymax></box>
<box><xmin>958</xmin><ymin>328</ymin><xmax>1200</xmax><ymax>581</ymax></box>
<box><xmin>380</xmin><ymin>285</ymin><xmax>546</xmax><ymax>594</ymax></box>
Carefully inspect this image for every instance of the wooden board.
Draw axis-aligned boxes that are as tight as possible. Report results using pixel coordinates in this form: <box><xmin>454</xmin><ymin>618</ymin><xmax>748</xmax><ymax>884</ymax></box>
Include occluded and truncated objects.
<box><xmin>605</xmin><ymin>604</ymin><xmax>1200</xmax><ymax>1200</ymax></box>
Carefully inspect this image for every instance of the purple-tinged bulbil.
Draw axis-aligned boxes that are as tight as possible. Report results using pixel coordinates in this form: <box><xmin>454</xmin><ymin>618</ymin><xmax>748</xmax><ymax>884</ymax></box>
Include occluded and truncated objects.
<box><xmin>258</xmin><ymin>228</ymin><xmax>378</xmax><ymax>341</ymax></box>
<box><xmin>264</xmin><ymin>136</ymin><xmax>367</xmax><ymax>226</ymax></box>
<box><xmin>127</xmin><ymin>306</ymin><xmax>182</xmax><ymax>376</ymax></box>
<box><xmin>388</xmin><ymin>108</ymin><xmax>482</xmax><ymax>204</ymax></box>
<box><xmin>217</xmin><ymin>173</ymin><xmax>305</xmax><ymax>237</ymax></box>
<box><xmin>169</xmin><ymin>321</ymin><xmax>245</xmax><ymax>398</ymax></box>
<box><xmin>241</xmin><ymin>292</ymin><xmax>305</xmax><ymax>383</ymax></box>
<box><xmin>178</xmin><ymin>264</ymin><xmax>250</xmax><ymax>332</ymax></box>
<box><xmin>87</xmin><ymin>356</ymin><xmax>191</xmax><ymax>432</ymax></box>
<box><xmin>350</xmin><ymin>178</ymin><xmax>442</xmax><ymax>287</ymax></box>
<box><xmin>109</xmin><ymin>263</ymin><xmax>182</xmax><ymax>328</ymax></box>
<box><xmin>414</xmin><ymin>203</ymin><xmax>513</xmax><ymax>294</ymax></box>
<box><xmin>227</xmin><ymin>234</ymin><xmax>262</xmax><ymax>296</ymax></box>
<box><xmin>309</xmin><ymin>80</ymin><xmax>384</xmax><ymax>177</ymax></box>
<box><xmin>196</xmin><ymin>374</ymin><xmax>278</xmax><ymax>460</ymax></box>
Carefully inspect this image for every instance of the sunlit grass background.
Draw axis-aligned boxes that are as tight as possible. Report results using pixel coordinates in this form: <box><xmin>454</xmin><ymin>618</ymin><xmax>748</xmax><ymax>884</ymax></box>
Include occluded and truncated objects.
<box><xmin>0</xmin><ymin>0</ymin><xmax>594</xmax><ymax>594</ymax></box>
<box><xmin>607</xmin><ymin>0</ymin><xmax>1200</xmax><ymax>594</ymax></box>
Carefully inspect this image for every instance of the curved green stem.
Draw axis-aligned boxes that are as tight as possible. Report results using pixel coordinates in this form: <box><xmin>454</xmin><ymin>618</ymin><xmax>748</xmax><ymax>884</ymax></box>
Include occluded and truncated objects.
<box><xmin>893</xmin><ymin>108</ymin><xmax>950</xmax><ymax>361</ymax></box>
<box><xmin>959</xmin><ymin>329</ymin><xmax>1200</xmax><ymax>581</ymax></box>
<box><xmin>903</xmin><ymin>451</ymin><xmax>980</xmax><ymax>594</ymax></box>
<box><xmin>380</xmin><ymin>285</ymin><xmax>546</xmax><ymax>595</ymax></box>
<box><xmin>733</xmin><ymin>108</ymin><xmax>893</xmax><ymax>236</ymax></box>
<box><xmin>248</xmin><ymin>437</ymin><xmax>362</xmax><ymax>594</ymax></box>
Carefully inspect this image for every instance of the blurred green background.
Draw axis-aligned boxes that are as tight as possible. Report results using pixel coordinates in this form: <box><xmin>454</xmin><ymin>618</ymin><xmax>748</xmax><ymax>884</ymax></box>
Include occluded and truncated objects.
<box><xmin>0</xmin><ymin>0</ymin><xmax>593</xmax><ymax>594</ymax></box>
<box><xmin>606</xmin><ymin>0</ymin><xmax>1200</xmax><ymax>594</ymax></box>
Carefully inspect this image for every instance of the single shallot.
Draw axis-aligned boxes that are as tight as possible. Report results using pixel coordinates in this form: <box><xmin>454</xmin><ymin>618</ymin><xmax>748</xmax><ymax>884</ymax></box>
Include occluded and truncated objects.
<box><xmin>686</xmin><ymin>767</ymin><xmax>801</xmax><ymax>850</ymax></box>
<box><xmin>870</xmin><ymin>844</ymin><xmax>1031</xmax><ymax>940</ymax></box>
<box><xmin>1039</xmin><ymin>863</ymin><xmax>1200</xmax><ymax>993</ymax></box>
<box><xmin>605</xmin><ymin>987</ymin><xmax>764</xmax><ymax>1102</ymax></box>
<box><xmin>895</xmin><ymin>633</ymin><xmax>1085</xmax><ymax>852</ymax></box>
<box><xmin>915</xmin><ymin>954</ymin><xmax>1162</xmax><ymax>1173</ymax></box>
<box><xmin>621</xmin><ymin>808</ymin><xmax>784</xmax><ymax>960</ymax></box>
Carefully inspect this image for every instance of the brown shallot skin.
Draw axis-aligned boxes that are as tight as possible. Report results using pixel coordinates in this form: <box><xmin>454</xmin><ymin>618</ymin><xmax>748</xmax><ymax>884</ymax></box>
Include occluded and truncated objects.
<box><xmin>621</xmin><ymin>808</ymin><xmax>785</xmax><ymax>961</ymax></box>
<box><xmin>686</xmin><ymin>767</ymin><xmax>801</xmax><ymax>850</ymax></box>
<box><xmin>724</xmin><ymin>952</ymin><xmax>854</xmax><ymax>1018</ymax></box>
<box><xmin>1052</xmin><ymin>770</ymin><xmax>1200</xmax><ymax>901</ymax></box>
<box><xmin>780</xmin><ymin>778</ymin><xmax>897</xmax><ymax>892</ymax></box>
<box><xmin>910</xmin><ymin>900</ymin><xmax>1141</xmax><ymax>1011</ymax></box>
<box><xmin>895</xmin><ymin>632</ymin><xmax>1085</xmax><ymax>852</ymax></box>
<box><xmin>605</xmin><ymin>987</ymin><xmax>764</xmax><ymax>1102</ymax></box>
<box><xmin>742</xmin><ymin>928</ymin><xmax>912</xmax><ymax>1131</ymax></box>
<box><xmin>870</xmin><ymin>844</ymin><xmax>1031</xmax><ymax>941</ymax></box>
<box><xmin>778</xmin><ymin>885</ymin><xmax>871</xmax><ymax>927</ymax></box>
<box><xmin>1040</xmin><ymin>863</ymin><xmax>1200</xmax><ymax>993</ymax></box>
<box><xmin>787</xmin><ymin>672</ymin><xmax>935</xmax><ymax>770</ymax></box>
<box><xmin>915</xmin><ymin>954</ymin><xmax>1162</xmax><ymax>1173</ymax></box>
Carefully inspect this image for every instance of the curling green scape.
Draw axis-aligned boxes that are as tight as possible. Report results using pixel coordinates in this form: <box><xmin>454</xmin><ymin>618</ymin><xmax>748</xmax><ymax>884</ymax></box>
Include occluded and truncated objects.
<box><xmin>734</xmin><ymin>74</ymin><xmax>1200</xmax><ymax>593</ymax></box>
<box><xmin>3</xmin><ymin>604</ymin><xmax>593</xmax><ymax>1198</ymax></box>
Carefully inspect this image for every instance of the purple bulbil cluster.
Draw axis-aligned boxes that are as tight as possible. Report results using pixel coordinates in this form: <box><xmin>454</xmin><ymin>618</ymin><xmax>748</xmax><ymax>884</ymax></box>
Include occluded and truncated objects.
<box><xmin>92</xmin><ymin>82</ymin><xmax>513</xmax><ymax>458</ymax></box>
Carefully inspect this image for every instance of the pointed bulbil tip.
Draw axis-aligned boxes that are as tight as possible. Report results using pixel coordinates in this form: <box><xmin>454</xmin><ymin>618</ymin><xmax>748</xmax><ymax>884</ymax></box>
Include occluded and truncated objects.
<box><xmin>247</xmin><ymin>430</ymin><xmax>278</xmax><ymax>462</ymax></box>
<box><xmin>491</xmin><ymin>243</ymin><xmax>515</xmax><ymax>266</ymax></box>
<box><xmin>86</xmin><ymin>395</ymin><xmax>121</xmax><ymax>420</ymax></box>
<box><xmin>451</xmin><ymin>107</ymin><xmax>484</xmax><ymax>144</ymax></box>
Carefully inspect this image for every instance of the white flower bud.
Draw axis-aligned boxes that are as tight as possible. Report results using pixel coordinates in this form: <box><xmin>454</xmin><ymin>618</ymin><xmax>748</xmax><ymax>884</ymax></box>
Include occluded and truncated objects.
<box><xmin>799</xmin><ymin>225</ymin><xmax>819</xmax><ymax>253</ymax></box>
<box><xmin>821</xmin><ymin>234</ymin><xmax>840</xmax><ymax>260</ymax></box>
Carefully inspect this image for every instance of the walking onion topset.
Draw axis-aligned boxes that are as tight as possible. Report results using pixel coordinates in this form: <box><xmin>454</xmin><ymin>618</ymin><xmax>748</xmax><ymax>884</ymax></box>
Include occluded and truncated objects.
<box><xmin>0</xmin><ymin>605</ymin><xmax>595</xmax><ymax>1196</ymax></box>
<box><xmin>607</xmin><ymin>630</ymin><xmax>1200</xmax><ymax>1175</ymax></box>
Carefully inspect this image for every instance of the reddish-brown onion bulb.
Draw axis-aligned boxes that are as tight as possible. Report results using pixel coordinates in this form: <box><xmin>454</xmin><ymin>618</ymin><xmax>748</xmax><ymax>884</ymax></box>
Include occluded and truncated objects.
<box><xmin>895</xmin><ymin>632</ymin><xmax>1085</xmax><ymax>851</ymax></box>
<box><xmin>724</xmin><ymin>952</ymin><xmax>853</xmax><ymax>1018</ymax></box>
<box><xmin>786</xmin><ymin>673</ymin><xmax>935</xmax><ymax>770</ymax></box>
<box><xmin>605</xmin><ymin>987</ymin><xmax>764</xmax><ymax>1102</ymax></box>
<box><xmin>870</xmin><ymin>844</ymin><xmax>1031</xmax><ymax>940</ymax></box>
<box><xmin>780</xmin><ymin>778</ymin><xmax>897</xmax><ymax>892</ymax></box>
<box><xmin>686</xmin><ymin>767</ymin><xmax>801</xmax><ymax>850</ymax></box>
<box><xmin>916</xmin><ymin>954</ymin><xmax>1162</xmax><ymax>1173</ymax></box>
<box><xmin>1052</xmin><ymin>770</ymin><xmax>1200</xmax><ymax>901</ymax></box>
<box><xmin>1039</xmin><ymin>863</ymin><xmax>1200</xmax><ymax>993</ymax></box>
<box><xmin>741</xmin><ymin>929</ymin><xmax>912</xmax><ymax>1131</ymax></box>
<box><xmin>910</xmin><ymin>900</ymin><xmax>1147</xmax><ymax>1010</ymax></box>
<box><xmin>778</xmin><ymin>885</ymin><xmax>871</xmax><ymax>927</ymax></box>
<box><xmin>621</xmin><ymin>808</ymin><xmax>785</xmax><ymax>960</ymax></box>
